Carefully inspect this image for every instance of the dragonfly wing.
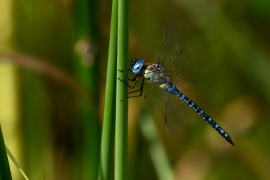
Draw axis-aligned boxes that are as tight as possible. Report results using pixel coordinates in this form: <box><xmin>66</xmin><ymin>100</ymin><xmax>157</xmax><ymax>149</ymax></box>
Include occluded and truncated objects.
<box><xmin>168</xmin><ymin>49</ymin><xmax>193</xmax><ymax>91</ymax></box>
<box><xmin>164</xmin><ymin>93</ymin><xmax>187</xmax><ymax>135</ymax></box>
<box><xmin>158</xmin><ymin>22</ymin><xmax>193</xmax><ymax>91</ymax></box>
<box><xmin>144</xmin><ymin>85</ymin><xmax>166</xmax><ymax>110</ymax></box>
<box><xmin>158</xmin><ymin>22</ymin><xmax>181</xmax><ymax>71</ymax></box>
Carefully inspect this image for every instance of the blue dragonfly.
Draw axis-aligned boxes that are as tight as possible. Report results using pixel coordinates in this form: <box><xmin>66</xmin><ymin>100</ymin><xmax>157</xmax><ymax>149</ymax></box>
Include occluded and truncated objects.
<box><xmin>118</xmin><ymin>22</ymin><xmax>234</xmax><ymax>146</ymax></box>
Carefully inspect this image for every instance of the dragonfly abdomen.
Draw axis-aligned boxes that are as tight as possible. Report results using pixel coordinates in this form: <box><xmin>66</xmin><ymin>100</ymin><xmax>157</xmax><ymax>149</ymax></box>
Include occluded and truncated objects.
<box><xmin>166</xmin><ymin>83</ymin><xmax>234</xmax><ymax>146</ymax></box>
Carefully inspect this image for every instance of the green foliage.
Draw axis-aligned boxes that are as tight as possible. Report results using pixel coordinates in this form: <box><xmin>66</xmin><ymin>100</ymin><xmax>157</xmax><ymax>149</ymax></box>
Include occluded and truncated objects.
<box><xmin>0</xmin><ymin>0</ymin><xmax>270</xmax><ymax>179</ymax></box>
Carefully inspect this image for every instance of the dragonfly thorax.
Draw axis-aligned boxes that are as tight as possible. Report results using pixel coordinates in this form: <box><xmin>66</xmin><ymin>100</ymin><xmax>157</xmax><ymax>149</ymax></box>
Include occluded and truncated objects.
<box><xmin>144</xmin><ymin>64</ymin><xmax>170</xmax><ymax>88</ymax></box>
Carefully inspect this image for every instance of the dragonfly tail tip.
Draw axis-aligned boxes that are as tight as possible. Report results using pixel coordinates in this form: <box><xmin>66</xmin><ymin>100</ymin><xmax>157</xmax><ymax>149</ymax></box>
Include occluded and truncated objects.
<box><xmin>229</xmin><ymin>139</ymin><xmax>234</xmax><ymax>146</ymax></box>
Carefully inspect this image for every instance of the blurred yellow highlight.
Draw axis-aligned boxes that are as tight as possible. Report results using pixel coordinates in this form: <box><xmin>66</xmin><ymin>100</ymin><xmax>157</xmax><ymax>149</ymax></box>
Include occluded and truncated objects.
<box><xmin>0</xmin><ymin>62</ymin><xmax>18</xmax><ymax>128</ymax></box>
<box><xmin>0</xmin><ymin>0</ymin><xmax>22</xmax><ymax>179</ymax></box>
<box><xmin>0</xmin><ymin>61</ymin><xmax>21</xmax><ymax>180</ymax></box>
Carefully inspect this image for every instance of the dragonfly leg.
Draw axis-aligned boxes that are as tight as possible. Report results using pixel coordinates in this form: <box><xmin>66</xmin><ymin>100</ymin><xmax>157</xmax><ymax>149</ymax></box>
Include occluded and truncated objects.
<box><xmin>118</xmin><ymin>68</ymin><xmax>131</xmax><ymax>78</ymax></box>
<box><xmin>121</xmin><ymin>78</ymin><xmax>145</xmax><ymax>101</ymax></box>
<box><xmin>118</xmin><ymin>69</ymin><xmax>141</xmax><ymax>89</ymax></box>
<box><xmin>118</xmin><ymin>68</ymin><xmax>145</xmax><ymax>101</ymax></box>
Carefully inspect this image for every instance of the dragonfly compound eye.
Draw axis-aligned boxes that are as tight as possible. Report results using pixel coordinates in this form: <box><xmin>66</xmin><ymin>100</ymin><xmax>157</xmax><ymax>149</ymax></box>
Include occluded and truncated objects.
<box><xmin>131</xmin><ymin>58</ymin><xmax>145</xmax><ymax>74</ymax></box>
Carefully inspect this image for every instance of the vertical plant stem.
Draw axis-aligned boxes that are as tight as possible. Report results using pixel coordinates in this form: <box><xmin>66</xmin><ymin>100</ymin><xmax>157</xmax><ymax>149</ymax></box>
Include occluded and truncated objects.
<box><xmin>140</xmin><ymin>113</ymin><xmax>174</xmax><ymax>180</ymax></box>
<box><xmin>74</xmin><ymin>0</ymin><xmax>100</xmax><ymax>179</ymax></box>
<box><xmin>115</xmin><ymin>0</ymin><xmax>129</xmax><ymax>179</ymax></box>
<box><xmin>99</xmin><ymin>0</ymin><xmax>118</xmax><ymax>179</ymax></box>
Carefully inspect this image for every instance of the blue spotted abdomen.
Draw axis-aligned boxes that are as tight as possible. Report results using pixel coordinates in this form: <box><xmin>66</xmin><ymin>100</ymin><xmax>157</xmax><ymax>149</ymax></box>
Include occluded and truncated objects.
<box><xmin>165</xmin><ymin>82</ymin><xmax>234</xmax><ymax>145</ymax></box>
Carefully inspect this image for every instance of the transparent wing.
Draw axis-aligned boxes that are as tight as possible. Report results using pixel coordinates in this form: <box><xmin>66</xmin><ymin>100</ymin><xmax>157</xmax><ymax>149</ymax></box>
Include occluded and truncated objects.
<box><xmin>158</xmin><ymin>22</ymin><xmax>181</xmax><ymax>71</ymax></box>
<box><xmin>144</xmin><ymin>85</ymin><xmax>166</xmax><ymax>110</ymax></box>
<box><xmin>164</xmin><ymin>93</ymin><xmax>187</xmax><ymax>135</ymax></box>
<box><xmin>168</xmin><ymin>49</ymin><xmax>193</xmax><ymax>91</ymax></box>
<box><xmin>158</xmin><ymin>22</ymin><xmax>193</xmax><ymax>91</ymax></box>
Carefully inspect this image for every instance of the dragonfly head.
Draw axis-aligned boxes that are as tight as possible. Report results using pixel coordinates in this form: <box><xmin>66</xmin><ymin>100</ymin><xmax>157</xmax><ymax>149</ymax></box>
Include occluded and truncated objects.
<box><xmin>130</xmin><ymin>58</ymin><xmax>145</xmax><ymax>74</ymax></box>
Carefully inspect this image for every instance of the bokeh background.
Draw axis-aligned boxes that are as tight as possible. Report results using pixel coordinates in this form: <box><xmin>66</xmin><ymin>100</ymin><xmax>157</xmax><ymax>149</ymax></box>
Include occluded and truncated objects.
<box><xmin>1</xmin><ymin>0</ymin><xmax>270</xmax><ymax>179</ymax></box>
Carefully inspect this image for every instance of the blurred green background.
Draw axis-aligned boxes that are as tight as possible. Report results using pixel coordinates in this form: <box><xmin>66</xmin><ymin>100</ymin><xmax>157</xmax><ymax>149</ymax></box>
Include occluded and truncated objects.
<box><xmin>1</xmin><ymin>0</ymin><xmax>270</xmax><ymax>179</ymax></box>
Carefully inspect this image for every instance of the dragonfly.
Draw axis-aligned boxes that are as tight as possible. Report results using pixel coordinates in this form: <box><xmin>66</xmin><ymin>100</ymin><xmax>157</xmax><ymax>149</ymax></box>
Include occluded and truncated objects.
<box><xmin>118</xmin><ymin>22</ymin><xmax>234</xmax><ymax>146</ymax></box>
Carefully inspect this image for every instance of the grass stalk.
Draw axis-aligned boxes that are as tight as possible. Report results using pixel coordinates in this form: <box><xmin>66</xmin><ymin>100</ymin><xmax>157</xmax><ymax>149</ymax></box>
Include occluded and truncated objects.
<box><xmin>140</xmin><ymin>113</ymin><xmax>174</xmax><ymax>180</ymax></box>
<box><xmin>74</xmin><ymin>0</ymin><xmax>100</xmax><ymax>179</ymax></box>
<box><xmin>99</xmin><ymin>0</ymin><xmax>118</xmax><ymax>179</ymax></box>
<box><xmin>115</xmin><ymin>0</ymin><xmax>129</xmax><ymax>179</ymax></box>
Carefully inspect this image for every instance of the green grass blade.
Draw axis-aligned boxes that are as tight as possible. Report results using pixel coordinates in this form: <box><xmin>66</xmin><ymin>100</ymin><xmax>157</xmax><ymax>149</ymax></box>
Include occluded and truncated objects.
<box><xmin>99</xmin><ymin>0</ymin><xmax>118</xmax><ymax>179</ymax></box>
<box><xmin>0</xmin><ymin>126</ymin><xmax>12</xmax><ymax>180</ymax></box>
<box><xmin>140</xmin><ymin>113</ymin><xmax>174</xmax><ymax>180</ymax></box>
<box><xmin>5</xmin><ymin>146</ymin><xmax>29</xmax><ymax>180</ymax></box>
<box><xmin>74</xmin><ymin>0</ymin><xmax>100</xmax><ymax>179</ymax></box>
<box><xmin>115</xmin><ymin>0</ymin><xmax>129</xmax><ymax>179</ymax></box>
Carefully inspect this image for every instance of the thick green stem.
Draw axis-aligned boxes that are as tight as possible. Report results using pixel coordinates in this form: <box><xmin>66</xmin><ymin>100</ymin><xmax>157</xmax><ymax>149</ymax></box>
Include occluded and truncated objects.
<box><xmin>115</xmin><ymin>0</ymin><xmax>129</xmax><ymax>179</ymax></box>
<box><xmin>99</xmin><ymin>0</ymin><xmax>118</xmax><ymax>179</ymax></box>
